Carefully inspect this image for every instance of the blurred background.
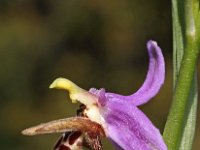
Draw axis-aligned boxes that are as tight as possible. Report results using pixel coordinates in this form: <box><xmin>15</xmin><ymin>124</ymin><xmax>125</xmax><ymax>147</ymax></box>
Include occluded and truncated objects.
<box><xmin>0</xmin><ymin>0</ymin><xmax>199</xmax><ymax>149</ymax></box>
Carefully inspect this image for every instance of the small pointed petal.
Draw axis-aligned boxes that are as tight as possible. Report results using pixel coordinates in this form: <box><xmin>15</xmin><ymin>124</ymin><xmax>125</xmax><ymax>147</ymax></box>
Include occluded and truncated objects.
<box><xmin>89</xmin><ymin>88</ymin><xmax>107</xmax><ymax>106</ymax></box>
<box><xmin>22</xmin><ymin>117</ymin><xmax>105</xmax><ymax>137</ymax></box>
<box><xmin>106</xmin><ymin>40</ymin><xmax>165</xmax><ymax>106</ymax></box>
<box><xmin>50</xmin><ymin>78</ymin><xmax>98</xmax><ymax>106</ymax></box>
<box><xmin>102</xmin><ymin>100</ymin><xmax>167</xmax><ymax>150</ymax></box>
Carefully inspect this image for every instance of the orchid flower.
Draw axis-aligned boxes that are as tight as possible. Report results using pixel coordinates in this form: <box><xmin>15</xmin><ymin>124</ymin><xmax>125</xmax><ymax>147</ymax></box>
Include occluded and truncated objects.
<box><xmin>22</xmin><ymin>40</ymin><xmax>167</xmax><ymax>150</ymax></box>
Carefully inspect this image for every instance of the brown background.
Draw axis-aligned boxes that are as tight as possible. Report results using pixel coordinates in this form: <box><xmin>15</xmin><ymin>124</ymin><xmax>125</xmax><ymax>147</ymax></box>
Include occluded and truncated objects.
<box><xmin>0</xmin><ymin>0</ymin><xmax>199</xmax><ymax>149</ymax></box>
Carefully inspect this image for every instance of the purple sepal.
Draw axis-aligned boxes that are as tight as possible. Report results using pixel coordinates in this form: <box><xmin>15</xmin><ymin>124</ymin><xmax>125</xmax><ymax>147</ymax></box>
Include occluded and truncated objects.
<box><xmin>106</xmin><ymin>40</ymin><xmax>165</xmax><ymax>106</ymax></box>
<box><xmin>102</xmin><ymin>100</ymin><xmax>167</xmax><ymax>150</ymax></box>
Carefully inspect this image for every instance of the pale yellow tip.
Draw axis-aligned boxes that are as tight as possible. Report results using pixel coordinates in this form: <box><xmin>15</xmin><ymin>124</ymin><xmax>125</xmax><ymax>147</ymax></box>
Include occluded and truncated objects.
<box><xmin>49</xmin><ymin>77</ymin><xmax>86</xmax><ymax>103</ymax></box>
<box><xmin>49</xmin><ymin>77</ymin><xmax>97</xmax><ymax>106</ymax></box>
<box><xmin>49</xmin><ymin>77</ymin><xmax>74</xmax><ymax>90</ymax></box>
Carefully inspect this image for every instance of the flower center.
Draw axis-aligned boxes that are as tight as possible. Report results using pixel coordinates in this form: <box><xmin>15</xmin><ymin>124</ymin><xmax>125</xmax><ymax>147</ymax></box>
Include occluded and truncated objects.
<box><xmin>84</xmin><ymin>105</ymin><xmax>102</xmax><ymax>124</ymax></box>
<box><xmin>49</xmin><ymin>78</ymin><xmax>106</xmax><ymax>129</ymax></box>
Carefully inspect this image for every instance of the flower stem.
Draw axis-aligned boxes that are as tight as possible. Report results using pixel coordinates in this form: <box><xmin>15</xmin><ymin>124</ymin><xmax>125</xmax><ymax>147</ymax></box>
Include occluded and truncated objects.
<box><xmin>163</xmin><ymin>0</ymin><xmax>200</xmax><ymax>149</ymax></box>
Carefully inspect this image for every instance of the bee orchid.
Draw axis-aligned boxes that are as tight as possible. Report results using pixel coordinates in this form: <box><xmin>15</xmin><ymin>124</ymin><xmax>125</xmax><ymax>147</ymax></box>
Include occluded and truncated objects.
<box><xmin>22</xmin><ymin>40</ymin><xmax>167</xmax><ymax>150</ymax></box>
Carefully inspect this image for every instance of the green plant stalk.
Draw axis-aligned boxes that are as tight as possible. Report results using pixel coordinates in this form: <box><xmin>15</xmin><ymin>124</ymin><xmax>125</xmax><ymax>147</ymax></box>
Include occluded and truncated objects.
<box><xmin>179</xmin><ymin>75</ymin><xmax>198</xmax><ymax>150</ymax></box>
<box><xmin>163</xmin><ymin>0</ymin><xmax>200</xmax><ymax>149</ymax></box>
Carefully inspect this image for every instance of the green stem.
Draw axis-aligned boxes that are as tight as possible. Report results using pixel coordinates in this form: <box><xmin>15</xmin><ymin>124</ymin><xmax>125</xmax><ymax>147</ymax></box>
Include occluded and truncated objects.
<box><xmin>163</xmin><ymin>0</ymin><xmax>200</xmax><ymax>149</ymax></box>
<box><xmin>179</xmin><ymin>74</ymin><xmax>198</xmax><ymax>150</ymax></box>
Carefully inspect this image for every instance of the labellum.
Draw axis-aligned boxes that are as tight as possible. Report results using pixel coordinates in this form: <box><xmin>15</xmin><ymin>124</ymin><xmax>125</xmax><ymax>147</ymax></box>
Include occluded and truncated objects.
<box><xmin>22</xmin><ymin>104</ymin><xmax>105</xmax><ymax>150</ymax></box>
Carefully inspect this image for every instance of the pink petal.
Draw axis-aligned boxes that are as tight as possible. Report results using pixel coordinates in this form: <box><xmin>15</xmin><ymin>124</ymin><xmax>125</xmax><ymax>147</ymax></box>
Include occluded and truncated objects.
<box><xmin>106</xmin><ymin>40</ymin><xmax>165</xmax><ymax>106</ymax></box>
<box><xmin>102</xmin><ymin>100</ymin><xmax>167</xmax><ymax>150</ymax></box>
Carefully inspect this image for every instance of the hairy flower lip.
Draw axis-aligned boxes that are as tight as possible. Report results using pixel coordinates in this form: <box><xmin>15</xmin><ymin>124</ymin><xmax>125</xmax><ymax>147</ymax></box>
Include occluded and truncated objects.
<box><xmin>22</xmin><ymin>117</ymin><xmax>106</xmax><ymax>137</ymax></box>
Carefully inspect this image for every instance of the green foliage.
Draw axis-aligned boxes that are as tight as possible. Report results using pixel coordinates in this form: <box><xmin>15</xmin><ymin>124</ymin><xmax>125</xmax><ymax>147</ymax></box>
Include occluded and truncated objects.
<box><xmin>163</xmin><ymin>0</ymin><xmax>200</xmax><ymax>149</ymax></box>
